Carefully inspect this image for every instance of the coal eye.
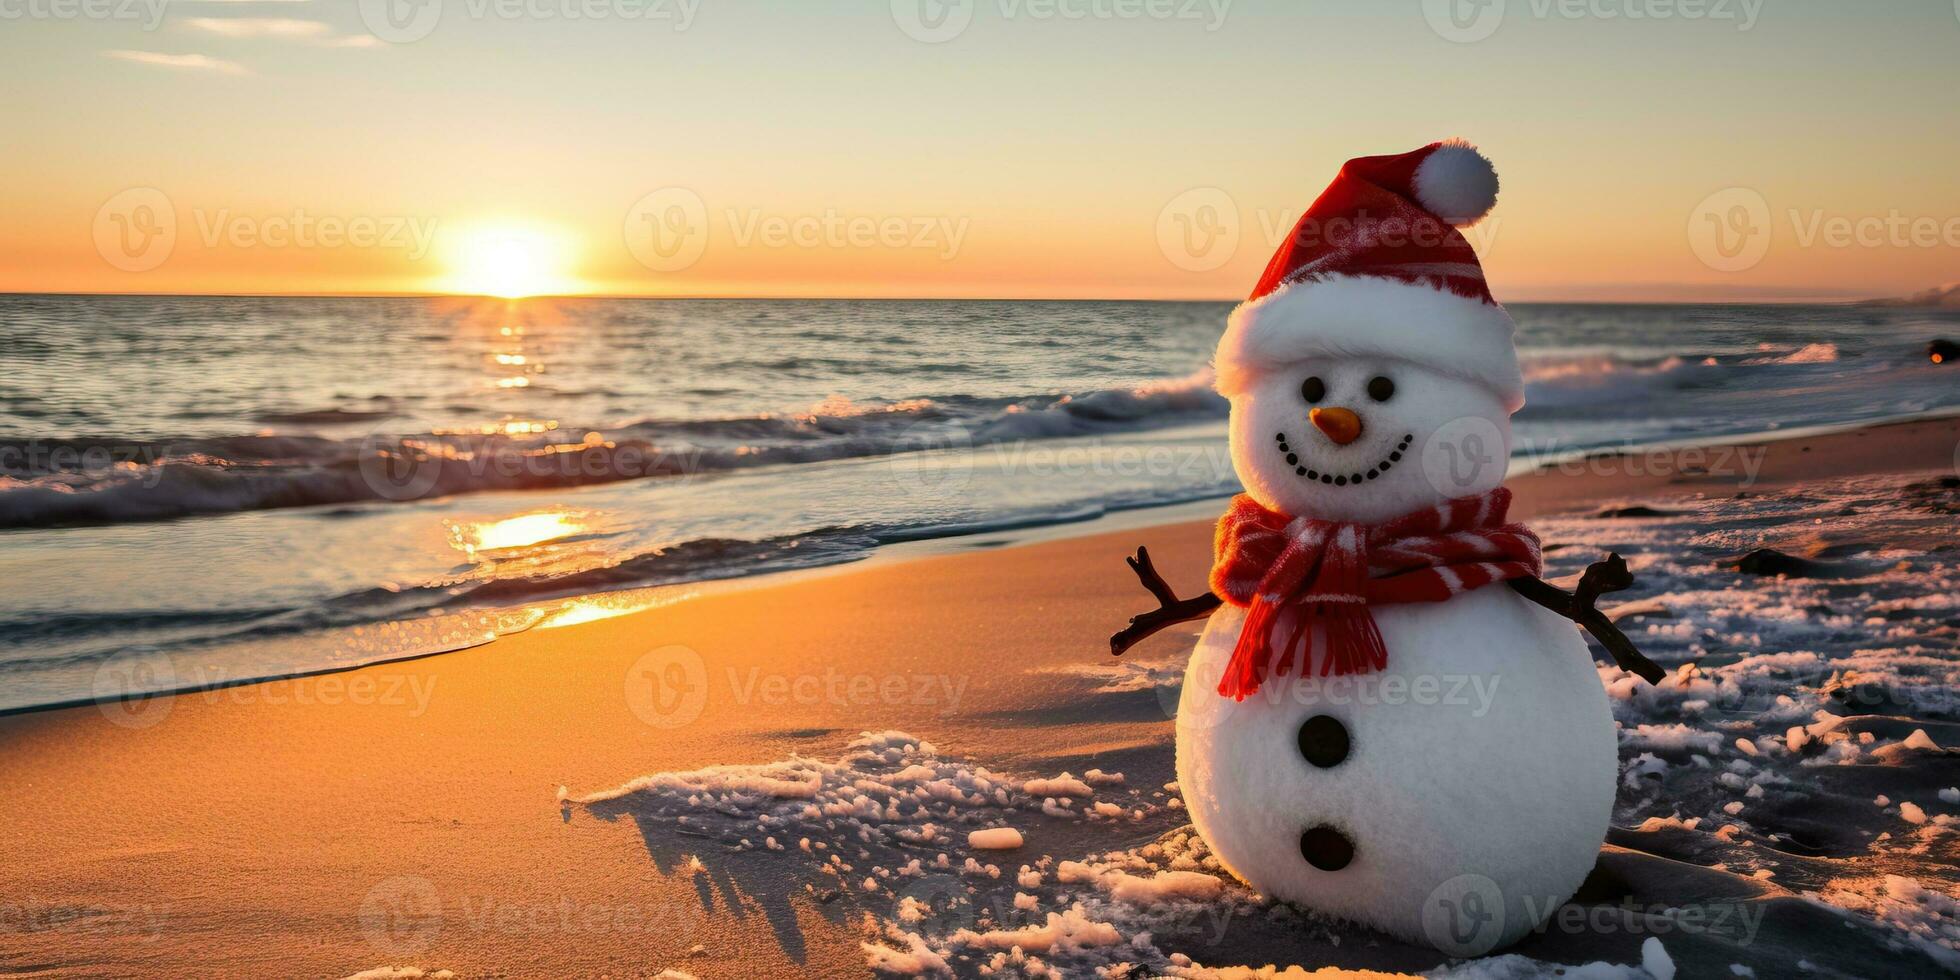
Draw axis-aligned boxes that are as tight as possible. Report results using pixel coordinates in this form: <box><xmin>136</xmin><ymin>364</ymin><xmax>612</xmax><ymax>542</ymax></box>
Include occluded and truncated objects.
<box><xmin>1300</xmin><ymin>377</ymin><xmax>1326</xmax><ymax>403</ymax></box>
<box><xmin>1366</xmin><ymin>376</ymin><xmax>1395</xmax><ymax>402</ymax></box>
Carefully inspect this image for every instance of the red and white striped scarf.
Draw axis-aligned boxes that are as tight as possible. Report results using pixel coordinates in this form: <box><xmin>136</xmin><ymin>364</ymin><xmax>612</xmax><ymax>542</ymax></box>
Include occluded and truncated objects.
<box><xmin>1208</xmin><ymin>488</ymin><xmax>1541</xmax><ymax>701</ymax></box>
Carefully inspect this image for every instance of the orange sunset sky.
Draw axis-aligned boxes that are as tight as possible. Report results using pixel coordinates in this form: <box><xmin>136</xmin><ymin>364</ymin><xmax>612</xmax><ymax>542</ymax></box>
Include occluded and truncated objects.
<box><xmin>2</xmin><ymin>0</ymin><xmax>1957</xmax><ymax>302</ymax></box>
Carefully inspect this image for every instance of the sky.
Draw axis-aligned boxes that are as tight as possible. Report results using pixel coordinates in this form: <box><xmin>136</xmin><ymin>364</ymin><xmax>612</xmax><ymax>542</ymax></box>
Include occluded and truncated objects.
<box><xmin>2</xmin><ymin>0</ymin><xmax>1957</xmax><ymax>301</ymax></box>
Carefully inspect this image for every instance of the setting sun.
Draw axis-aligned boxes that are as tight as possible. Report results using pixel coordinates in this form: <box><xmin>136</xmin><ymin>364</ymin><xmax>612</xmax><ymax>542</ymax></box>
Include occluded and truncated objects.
<box><xmin>440</xmin><ymin>222</ymin><xmax>578</xmax><ymax>298</ymax></box>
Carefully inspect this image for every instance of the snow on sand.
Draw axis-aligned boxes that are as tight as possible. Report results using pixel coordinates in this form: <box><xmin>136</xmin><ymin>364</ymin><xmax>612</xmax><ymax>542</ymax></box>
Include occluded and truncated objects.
<box><xmin>566</xmin><ymin>729</ymin><xmax>1674</xmax><ymax>977</ymax></box>
<box><xmin>566</xmin><ymin>473</ymin><xmax>1960</xmax><ymax>977</ymax></box>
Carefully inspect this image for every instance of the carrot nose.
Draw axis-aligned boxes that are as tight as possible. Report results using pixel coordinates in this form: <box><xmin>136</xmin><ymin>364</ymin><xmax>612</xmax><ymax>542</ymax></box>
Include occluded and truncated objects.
<box><xmin>1309</xmin><ymin>407</ymin><xmax>1362</xmax><ymax>445</ymax></box>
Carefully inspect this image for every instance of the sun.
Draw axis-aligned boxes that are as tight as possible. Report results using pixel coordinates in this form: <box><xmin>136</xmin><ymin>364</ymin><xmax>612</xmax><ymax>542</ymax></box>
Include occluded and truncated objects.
<box><xmin>440</xmin><ymin>221</ymin><xmax>578</xmax><ymax>298</ymax></box>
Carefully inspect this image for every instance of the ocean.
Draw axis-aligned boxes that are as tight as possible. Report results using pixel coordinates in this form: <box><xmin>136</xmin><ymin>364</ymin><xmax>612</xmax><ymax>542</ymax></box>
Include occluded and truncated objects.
<box><xmin>3</xmin><ymin>294</ymin><xmax>1956</xmax><ymax>713</ymax></box>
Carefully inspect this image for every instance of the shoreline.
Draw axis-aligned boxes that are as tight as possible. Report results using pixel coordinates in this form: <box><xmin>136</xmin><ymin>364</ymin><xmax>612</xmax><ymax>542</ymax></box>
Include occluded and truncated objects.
<box><xmin>9</xmin><ymin>411</ymin><xmax>1959</xmax><ymax>719</ymax></box>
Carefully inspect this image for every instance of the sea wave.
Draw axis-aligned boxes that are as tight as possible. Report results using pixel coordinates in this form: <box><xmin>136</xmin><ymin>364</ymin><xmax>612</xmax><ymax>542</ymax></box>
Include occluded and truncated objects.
<box><xmin>0</xmin><ymin>488</ymin><xmax>1221</xmax><ymax>674</ymax></box>
<box><xmin>1516</xmin><ymin>342</ymin><xmax>1849</xmax><ymax>414</ymax></box>
<box><xmin>0</xmin><ymin>372</ymin><xmax>1227</xmax><ymax>528</ymax></box>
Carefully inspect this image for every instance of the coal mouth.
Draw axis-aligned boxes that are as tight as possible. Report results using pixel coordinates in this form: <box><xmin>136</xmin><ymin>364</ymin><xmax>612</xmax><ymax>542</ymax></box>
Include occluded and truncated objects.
<box><xmin>1274</xmin><ymin>430</ymin><xmax>1414</xmax><ymax>488</ymax></box>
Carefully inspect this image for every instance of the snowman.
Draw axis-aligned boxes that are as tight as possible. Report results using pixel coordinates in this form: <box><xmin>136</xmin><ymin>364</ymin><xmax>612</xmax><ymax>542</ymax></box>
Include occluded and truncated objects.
<box><xmin>1111</xmin><ymin>141</ymin><xmax>1662</xmax><ymax>955</ymax></box>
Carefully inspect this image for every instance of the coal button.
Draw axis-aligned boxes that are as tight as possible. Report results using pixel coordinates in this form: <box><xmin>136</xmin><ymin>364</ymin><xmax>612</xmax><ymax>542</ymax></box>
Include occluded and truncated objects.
<box><xmin>1299</xmin><ymin>825</ymin><xmax>1354</xmax><ymax>871</ymax></box>
<box><xmin>1297</xmin><ymin>714</ymin><xmax>1350</xmax><ymax>768</ymax></box>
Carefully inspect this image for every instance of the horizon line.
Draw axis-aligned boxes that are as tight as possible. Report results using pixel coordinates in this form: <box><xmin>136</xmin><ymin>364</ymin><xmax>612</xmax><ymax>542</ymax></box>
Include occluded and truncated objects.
<box><xmin>0</xmin><ymin>288</ymin><xmax>1915</xmax><ymax>306</ymax></box>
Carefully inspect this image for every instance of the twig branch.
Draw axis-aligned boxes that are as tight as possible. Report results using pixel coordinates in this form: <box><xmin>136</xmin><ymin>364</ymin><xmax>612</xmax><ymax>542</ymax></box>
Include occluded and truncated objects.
<box><xmin>1125</xmin><ymin>547</ymin><xmax>1181</xmax><ymax>607</ymax></box>
<box><xmin>1110</xmin><ymin>546</ymin><xmax>1222</xmax><ymax>657</ymax></box>
<box><xmin>1509</xmin><ymin>553</ymin><xmax>1666</xmax><ymax>685</ymax></box>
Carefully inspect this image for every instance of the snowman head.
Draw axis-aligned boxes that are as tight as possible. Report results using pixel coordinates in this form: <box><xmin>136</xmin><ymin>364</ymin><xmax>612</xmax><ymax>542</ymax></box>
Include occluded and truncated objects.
<box><xmin>1213</xmin><ymin>140</ymin><xmax>1523</xmax><ymax>523</ymax></box>
<box><xmin>1226</xmin><ymin>346</ymin><xmax>1513</xmax><ymax>524</ymax></box>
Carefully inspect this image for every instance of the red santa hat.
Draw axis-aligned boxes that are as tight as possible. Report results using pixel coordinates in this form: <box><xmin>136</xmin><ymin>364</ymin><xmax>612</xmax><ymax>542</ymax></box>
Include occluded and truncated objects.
<box><xmin>1213</xmin><ymin>139</ymin><xmax>1525</xmax><ymax>412</ymax></box>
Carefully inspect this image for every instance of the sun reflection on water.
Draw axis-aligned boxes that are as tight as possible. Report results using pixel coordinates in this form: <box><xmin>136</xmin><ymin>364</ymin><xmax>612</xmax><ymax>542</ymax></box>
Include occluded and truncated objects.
<box><xmin>452</xmin><ymin>510</ymin><xmax>584</xmax><ymax>556</ymax></box>
<box><xmin>541</xmin><ymin>592</ymin><xmax>685</xmax><ymax>629</ymax></box>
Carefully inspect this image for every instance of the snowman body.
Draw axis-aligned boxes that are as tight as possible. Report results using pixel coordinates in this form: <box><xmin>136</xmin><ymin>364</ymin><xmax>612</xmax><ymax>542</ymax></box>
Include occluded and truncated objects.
<box><xmin>1175</xmin><ymin>587</ymin><xmax>1614</xmax><ymax>953</ymax></box>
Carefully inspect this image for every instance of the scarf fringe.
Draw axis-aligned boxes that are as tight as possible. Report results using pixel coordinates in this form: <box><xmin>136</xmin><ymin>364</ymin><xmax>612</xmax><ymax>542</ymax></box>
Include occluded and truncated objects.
<box><xmin>1216</xmin><ymin>600</ymin><xmax>1389</xmax><ymax>701</ymax></box>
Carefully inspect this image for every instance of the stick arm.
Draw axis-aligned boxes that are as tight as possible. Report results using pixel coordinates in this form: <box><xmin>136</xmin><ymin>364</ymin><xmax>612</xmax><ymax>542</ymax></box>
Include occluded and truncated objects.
<box><xmin>1109</xmin><ymin>547</ymin><xmax>1223</xmax><ymax>657</ymax></box>
<box><xmin>1108</xmin><ymin>545</ymin><xmax>1665</xmax><ymax>686</ymax></box>
<box><xmin>1508</xmin><ymin>552</ymin><xmax>1666</xmax><ymax>685</ymax></box>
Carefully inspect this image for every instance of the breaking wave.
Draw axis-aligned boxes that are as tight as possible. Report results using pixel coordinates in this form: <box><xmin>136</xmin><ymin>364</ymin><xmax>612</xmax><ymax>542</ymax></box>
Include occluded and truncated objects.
<box><xmin>0</xmin><ymin>372</ymin><xmax>1227</xmax><ymax>528</ymax></box>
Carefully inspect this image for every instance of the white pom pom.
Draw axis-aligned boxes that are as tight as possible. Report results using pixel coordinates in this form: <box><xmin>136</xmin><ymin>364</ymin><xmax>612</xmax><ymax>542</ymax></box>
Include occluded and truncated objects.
<box><xmin>1412</xmin><ymin>139</ymin><xmax>1499</xmax><ymax>226</ymax></box>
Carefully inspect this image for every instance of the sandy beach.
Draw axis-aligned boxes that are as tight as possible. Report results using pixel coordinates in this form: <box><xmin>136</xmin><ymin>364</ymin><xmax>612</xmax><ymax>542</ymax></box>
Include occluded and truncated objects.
<box><xmin>4</xmin><ymin>415</ymin><xmax>1958</xmax><ymax>979</ymax></box>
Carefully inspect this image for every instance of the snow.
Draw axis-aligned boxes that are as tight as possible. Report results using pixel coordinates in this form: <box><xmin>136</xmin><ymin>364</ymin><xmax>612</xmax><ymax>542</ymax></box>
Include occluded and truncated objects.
<box><xmin>950</xmin><ymin>904</ymin><xmax>1125</xmax><ymax>953</ymax></box>
<box><xmin>861</xmin><ymin>924</ymin><xmax>951</xmax><ymax>976</ymax></box>
<box><xmin>1812</xmin><ymin>874</ymin><xmax>1960</xmax><ymax>970</ymax></box>
<box><xmin>1640</xmin><ymin>937</ymin><xmax>1674</xmax><ymax>980</ymax></box>
<box><xmin>1023</xmin><ymin>774</ymin><xmax>1095</xmax><ymax>797</ymax></box>
<box><xmin>969</xmin><ymin>827</ymin><xmax>1025</xmax><ymax>850</ymax></box>
<box><xmin>570</xmin><ymin>731</ymin><xmax>1135</xmax><ymax>854</ymax></box>
<box><xmin>1622</xmin><ymin>723</ymin><xmax>1725</xmax><ymax>755</ymax></box>
<box><xmin>1530</xmin><ymin>474</ymin><xmax>1960</xmax><ymax>969</ymax></box>
<box><xmin>1103</xmin><ymin>870</ymin><xmax>1223</xmax><ymax>904</ymax></box>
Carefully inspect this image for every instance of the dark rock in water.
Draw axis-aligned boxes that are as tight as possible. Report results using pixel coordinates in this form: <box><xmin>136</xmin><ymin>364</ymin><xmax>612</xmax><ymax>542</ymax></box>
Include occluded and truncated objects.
<box><xmin>1930</xmin><ymin>338</ymin><xmax>1959</xmax><ymax>364</ymax></box>
<box><xmin>1728</xmin><ymin>548</ymin><xmax>1847</xmax><ymax>578</ymax></box>
<box><xmin>1595</xmin><ymin>505</ymin><xmax>1678</xmax><ymax>518</ymax></box>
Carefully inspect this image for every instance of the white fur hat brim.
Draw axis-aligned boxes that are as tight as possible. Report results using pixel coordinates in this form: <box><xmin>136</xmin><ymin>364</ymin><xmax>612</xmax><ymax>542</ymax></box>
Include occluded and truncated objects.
<box><xmin>1213</xmin><ymin>274</ymin><xmax>1526</xmax><ymax>413</ymax></box>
